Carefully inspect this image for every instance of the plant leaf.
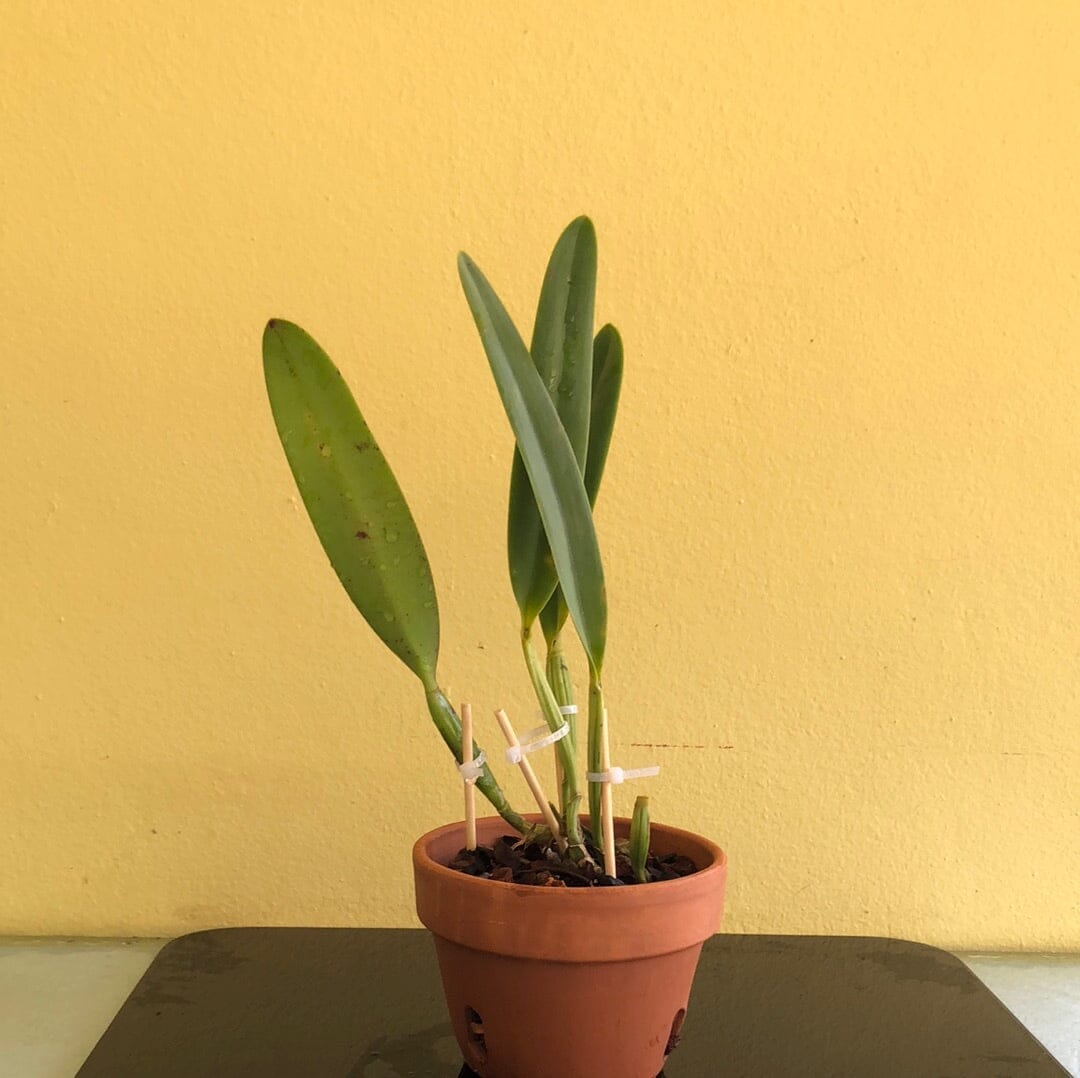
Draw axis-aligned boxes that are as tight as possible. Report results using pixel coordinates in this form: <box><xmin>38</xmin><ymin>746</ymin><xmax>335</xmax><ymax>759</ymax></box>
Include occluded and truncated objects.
<box><xmin>507</xmin><ymin>217</ymin><xmax>597</xmax><ymax>626</ymax></box>
<box><xmin>458</xmin><ymin>254</ymin><xmax>607</xmax><ymax>673</ymax></box>
<box><xmin>263</xmin><ymin>319</ymin><xmax>439</xmax><ymax>687</ymax></box>
<box><xmin>540</xmin><ymin>323</ymin><xmax>623</xmax><ymax>646</ymax></box>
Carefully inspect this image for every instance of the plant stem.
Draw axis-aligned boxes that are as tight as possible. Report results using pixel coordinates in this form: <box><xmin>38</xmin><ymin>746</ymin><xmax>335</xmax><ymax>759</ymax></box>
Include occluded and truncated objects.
<box><xmin>521</xmin><ymin>625</ymin><xmax>584</xmax><ymax>850</ymax></box>
<box><xmin>544</xmin><ymin>633</ymin><xmax>575</xmax><ymax>820</ymax></box>
<box><xmin>587</xmin><ymin>668</ymin><xmax>604</xmax><ymax>840</ymax></box>
<box><xmin>545</xmin><ymin>634</ymin><xmax>577</xmax><ymax>757</ymax></box>
<box><xmin>425</xmin><ymin>685</ymin><xmax>527</xmax><ymax>833</ymax></box>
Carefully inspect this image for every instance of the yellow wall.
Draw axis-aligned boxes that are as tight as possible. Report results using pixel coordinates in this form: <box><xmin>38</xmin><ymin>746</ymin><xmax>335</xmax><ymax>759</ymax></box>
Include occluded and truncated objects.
<box><xmin>2</xmin><ymin>2</ymin><xmax>1078</xmax><ymax>949</ymax></box>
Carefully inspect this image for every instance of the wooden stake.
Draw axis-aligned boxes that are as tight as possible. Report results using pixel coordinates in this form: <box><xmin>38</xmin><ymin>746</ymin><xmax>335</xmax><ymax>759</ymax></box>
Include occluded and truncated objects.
<box><xmin>600</xmin><ymin>707</ymin><xmax>617</xmax><ymax>878</ymax></box>
<box><xmin>461</xmin><ymin>701</ymin><xmax>477</xmax><ymax>851</ymax></box>
<box><xmin>494</xmin><ymin>709</ymin><xmax>567</xmax><ymax>854</ymax></box>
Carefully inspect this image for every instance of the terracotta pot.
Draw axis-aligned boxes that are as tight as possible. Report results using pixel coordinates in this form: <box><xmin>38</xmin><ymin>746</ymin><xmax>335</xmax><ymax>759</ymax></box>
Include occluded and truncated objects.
<box><xmin>413</xmin><ymin>814</ymin><xmax>727</xmax><ymax>1078</ymax></box>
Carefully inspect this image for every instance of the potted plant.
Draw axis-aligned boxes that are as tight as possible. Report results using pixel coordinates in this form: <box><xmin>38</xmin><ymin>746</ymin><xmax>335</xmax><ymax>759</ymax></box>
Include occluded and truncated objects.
<box><xmin>262</xmin><ymin>217</ymin><xmax>727</xmax><ymax>1078</ymax></box>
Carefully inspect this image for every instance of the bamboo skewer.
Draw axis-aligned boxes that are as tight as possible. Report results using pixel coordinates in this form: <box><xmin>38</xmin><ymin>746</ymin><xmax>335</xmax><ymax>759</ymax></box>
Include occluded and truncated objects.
<box><xmin>599</xmin><ymin>706</ymin><xmax>617</xmax><ymax>878</ymax></box>
<box><xmin>461</xmin><ymin>701</ymin><xmax>477</xmax><ymax>851</ymax></box>
<box><xmin>494</xmin><ymin>708</ymin><xmax>567</xmax><ymax>855</ymax></box>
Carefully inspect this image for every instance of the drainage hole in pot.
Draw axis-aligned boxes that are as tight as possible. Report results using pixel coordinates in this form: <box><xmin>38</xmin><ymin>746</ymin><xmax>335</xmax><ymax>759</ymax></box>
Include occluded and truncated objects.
<box><xmin>665</xmin><ymin>1008</ymin><xmax>687</xmax><ymax>1055</ymax></box>
<box><xmin>465</xmin><ymin>1006</ymin><xmax>487</xmax><ymax>1066</ymax></box>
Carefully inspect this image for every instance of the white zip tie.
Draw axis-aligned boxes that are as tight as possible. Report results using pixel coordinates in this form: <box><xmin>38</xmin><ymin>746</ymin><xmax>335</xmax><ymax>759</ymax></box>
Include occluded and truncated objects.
<box><xmin>535</xmin><ymin>704</ymin><xmax>579</xmax><ymax>722</ymax></box>
<box><xmin>522</xmin><ymin>722</ymin><xmax>569</xmax><ymax>748</ymax></box>
<box><xmin>505</xmin><ymin>722</ymin><xmax>570</xmax><ymax>765</ymax></box>
<box><xmin>586</xmin><ymin>764</ymin><xmax>660</xmax><ymax>785</ymax></box>
<box><xmin>457</xmin><ymin>750</ymin><xmax>486</xmax><ymax>784</ymax></box>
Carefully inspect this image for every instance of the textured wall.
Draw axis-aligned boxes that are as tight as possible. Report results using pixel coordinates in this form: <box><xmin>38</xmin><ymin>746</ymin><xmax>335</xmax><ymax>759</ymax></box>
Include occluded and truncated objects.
<box><xmin>2</xmin><ymin>3</ymin><xmax>1077</xmax><ymax>947</ymax></box>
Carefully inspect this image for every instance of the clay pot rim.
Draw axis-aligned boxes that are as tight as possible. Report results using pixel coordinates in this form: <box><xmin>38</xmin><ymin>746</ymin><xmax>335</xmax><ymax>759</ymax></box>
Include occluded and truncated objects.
<box><xmin>413</xmin><ymin>813</ymin><xmax>727</xmax><ymax>902</ymax></box>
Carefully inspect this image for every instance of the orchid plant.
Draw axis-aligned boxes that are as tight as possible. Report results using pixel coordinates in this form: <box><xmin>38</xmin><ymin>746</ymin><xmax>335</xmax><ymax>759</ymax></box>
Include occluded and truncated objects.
<box><xmin>263</xmin><ymin>217</ymin><xmax>653</xmax><ymax>881</ymax></box>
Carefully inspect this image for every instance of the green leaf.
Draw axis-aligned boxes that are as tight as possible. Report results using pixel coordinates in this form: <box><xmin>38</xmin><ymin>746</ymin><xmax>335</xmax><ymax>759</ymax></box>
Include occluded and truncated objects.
<box><xmin>582</xmin><ymin>324</ymin><xmax>623</xmax><ymax>507</ymax></box>
<box><xmin>262</xmin><ymin>319</ymin><xmax>439</xmax><ymax>687</ymax></box>
<box><xmin>540</xmin><ymin>323</ymin><xmax>623</xmax><ymax>646</ymax></box>
<box><xmin>507</xmin><ymin>217</ymin><xmax>597</xmax><ymax>626</ymax></box>
<box><xmin>458</xmin><ymin>253</ymin><xmax>608</xmax><ymax>673</ymax></box>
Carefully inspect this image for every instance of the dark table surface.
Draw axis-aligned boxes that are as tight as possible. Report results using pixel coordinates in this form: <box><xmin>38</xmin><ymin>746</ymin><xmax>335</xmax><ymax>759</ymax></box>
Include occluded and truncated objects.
<box><xmin>77</xmin><ymin>928</ymin><xmax>1068</xmax><ymax>1077</ymax></box>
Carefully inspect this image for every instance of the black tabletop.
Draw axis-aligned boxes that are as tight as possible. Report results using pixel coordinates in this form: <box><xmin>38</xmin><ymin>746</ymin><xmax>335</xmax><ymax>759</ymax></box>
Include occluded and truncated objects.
<box><xmin>77</xmin><ymin>929</ymin><xmax>1068</xmax><ymax>1077</ymax></box>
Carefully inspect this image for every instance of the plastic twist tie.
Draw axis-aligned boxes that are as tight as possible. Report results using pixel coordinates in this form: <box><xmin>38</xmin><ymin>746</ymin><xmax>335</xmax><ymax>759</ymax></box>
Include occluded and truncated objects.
<box><xmin>586</xmin><ymin>765</ymin><xmax>660</xmax><ymax>785</ymax></box>
<box><xmin>457</xmin><ymin>750</ymin><xmax>486</xmax><ymax>783</ymax></box>
<box><xmin>536</xmin><ymin>704</ymin><xmax>579</xmax><ymax>721</ymax></box>
<box><xmin>505</xmin><ymin>722</ymin><xmax>570</xmax><ymax>765</ymax></box>
<box><xmin>521</xmin><ymin>723</ymin><xmax>552</xmax><ymax>743</ymax></box>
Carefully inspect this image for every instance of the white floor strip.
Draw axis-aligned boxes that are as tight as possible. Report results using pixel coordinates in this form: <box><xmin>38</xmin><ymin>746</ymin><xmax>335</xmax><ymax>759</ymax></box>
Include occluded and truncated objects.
<box><xmin>0</xmin><ymin>939</ymin><xmax>163</xmax><ymax>1078</ymax></box>
<box><xmin>959</xmin><ymin>952</ymin><xmax>1080</xmax><ymax>1077</ymax></box>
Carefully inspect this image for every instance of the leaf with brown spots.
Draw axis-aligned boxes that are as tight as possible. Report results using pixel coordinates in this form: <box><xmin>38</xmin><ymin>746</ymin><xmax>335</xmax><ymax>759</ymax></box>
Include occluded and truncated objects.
<box><xmin>263</xmin><ymin>319</ymin><xmax>439</xmax><ymax>686</ymax></box>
